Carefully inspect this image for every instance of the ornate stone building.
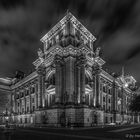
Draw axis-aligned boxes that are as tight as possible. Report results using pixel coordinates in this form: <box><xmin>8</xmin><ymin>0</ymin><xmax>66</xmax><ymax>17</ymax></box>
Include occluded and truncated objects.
<box><xmin>1</xmin><ymin>12</ymin><xmax>139</xmax><ymax>126</ymax></box>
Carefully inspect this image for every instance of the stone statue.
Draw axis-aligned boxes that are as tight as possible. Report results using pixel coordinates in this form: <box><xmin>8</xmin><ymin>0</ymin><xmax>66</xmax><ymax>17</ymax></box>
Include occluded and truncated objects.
<box><xmin>95</xmin><ymin>47</ymin><xmax>101</xmax><ymax>57</ymax></box>
<box><xmin>37</xmin><ymin>48</ymin><xmax>43</xmax><ymax>58</ymax></box>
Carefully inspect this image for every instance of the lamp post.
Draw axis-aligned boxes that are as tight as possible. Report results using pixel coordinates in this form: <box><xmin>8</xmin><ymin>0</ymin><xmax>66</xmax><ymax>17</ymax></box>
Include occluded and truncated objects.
<box><xmin>4</xmin><ymin>108</ymin><xmax>9</xmax><ymax>128</ymax></box>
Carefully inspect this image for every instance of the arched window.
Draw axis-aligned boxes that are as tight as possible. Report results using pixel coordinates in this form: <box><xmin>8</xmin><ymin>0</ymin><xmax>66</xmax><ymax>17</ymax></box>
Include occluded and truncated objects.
<box><xmin>48</xmin><ymin>73</ymin><xmax>55</xmax><ymax>85</ymax></box>
<box><xmin>85</xmin><ymin>72</ymin><xmax>92</xmax><ymax>87</ymax></box>
<box><xmin>85</xmin><ymin>75</ymin><xmax>89</xmax><ymax>85</ymax></box>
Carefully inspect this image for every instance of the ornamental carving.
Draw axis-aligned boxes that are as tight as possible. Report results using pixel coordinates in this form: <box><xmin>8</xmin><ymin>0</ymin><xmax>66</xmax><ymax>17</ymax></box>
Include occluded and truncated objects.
<box><xmin>54</xmin><ymin>54</ymin><xmax>64</xmax><ymax>66</ymax></box>
<box><xmin>92</xmin><ymin>63</ymin><xmax>101</xmax><ymax>74</ymax></box>
<box><xmin>37</xmin><ymin>48</ymin><xmax>44</xmax><ymax>58</ymax></box>
<box><xmin>95</xmin><ymin>47</ymin><xmax>101</xmax><ymax>57</ymax></box>
<box><xmin>76</xmin><ymin>54</ymin><xmax>87</xmax><ymax>67</ymax></box>
<box><xmin>37</xmin><ymin>66</ymin><xmax>46</xmax><ymax>75</ymax></box>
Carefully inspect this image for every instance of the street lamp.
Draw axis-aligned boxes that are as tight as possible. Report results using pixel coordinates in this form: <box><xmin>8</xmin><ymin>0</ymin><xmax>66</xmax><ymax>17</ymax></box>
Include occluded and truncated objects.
<box><xmin>3</xmin><ymin>108</ymin><xmax>10</xmax><ymax>127</ymax></box>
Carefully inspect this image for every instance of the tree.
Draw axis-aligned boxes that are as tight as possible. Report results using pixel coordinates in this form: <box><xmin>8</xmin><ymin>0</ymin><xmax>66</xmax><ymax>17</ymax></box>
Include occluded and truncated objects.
<box><xmin>129</xmin><ymin>94</ymin><xmax>140</xmax><ymax>113</ymax></box>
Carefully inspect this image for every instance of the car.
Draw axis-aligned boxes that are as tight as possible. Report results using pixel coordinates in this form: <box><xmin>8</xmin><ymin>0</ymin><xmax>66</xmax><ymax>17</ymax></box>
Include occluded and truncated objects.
<box><xmin>108</xmin><ymin>123</ymin><xmax>116</xmax><ymax>126</ymax></box>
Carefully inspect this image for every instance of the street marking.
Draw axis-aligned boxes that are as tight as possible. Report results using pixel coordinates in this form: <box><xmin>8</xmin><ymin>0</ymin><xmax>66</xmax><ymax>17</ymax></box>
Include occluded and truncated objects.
<box><xmin>19</xmin><ymin>129</ymin><xmax>120</xmax><ymax>140</ymax></box>
<box><xmin>109</xmin><ymin>126</ymin><xmax>140</xmax><ymax>132</ymax></box>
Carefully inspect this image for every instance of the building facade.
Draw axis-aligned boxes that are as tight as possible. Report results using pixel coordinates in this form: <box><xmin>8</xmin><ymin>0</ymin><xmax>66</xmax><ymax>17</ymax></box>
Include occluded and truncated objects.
<box><xmin>1</xmin><ymin>12</ymin><xmax>140</xmax><ymax>127</ymax></box>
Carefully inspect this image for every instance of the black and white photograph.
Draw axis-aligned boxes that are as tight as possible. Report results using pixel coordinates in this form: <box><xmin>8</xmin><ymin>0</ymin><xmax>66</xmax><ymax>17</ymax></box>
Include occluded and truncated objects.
<box><xmin>0</xmin><ymin>0</ymin><xmax>140</xmax><ymax>140</ymax></box>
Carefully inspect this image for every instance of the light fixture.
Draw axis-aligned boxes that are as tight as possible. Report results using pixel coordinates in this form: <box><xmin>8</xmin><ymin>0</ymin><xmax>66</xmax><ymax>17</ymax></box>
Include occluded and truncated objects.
<box><xmin>124</xmin><ymin>83</ymin><xmax>128</xmax><ymax>88</ymax></box>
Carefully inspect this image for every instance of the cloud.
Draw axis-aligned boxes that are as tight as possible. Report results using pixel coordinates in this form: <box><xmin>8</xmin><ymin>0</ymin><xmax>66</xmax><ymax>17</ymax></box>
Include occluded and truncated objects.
<box><xmin>0</xmin><ymin>0</ymin><xmax>140</xmax><ymax>83</ymax></box>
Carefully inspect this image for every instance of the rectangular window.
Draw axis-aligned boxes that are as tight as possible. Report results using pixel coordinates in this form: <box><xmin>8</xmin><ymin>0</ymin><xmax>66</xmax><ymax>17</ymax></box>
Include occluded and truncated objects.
<box><xmin>33</xmin><ymin>106</ymin><xmax>35</xmax><ymax>112</ymax></box>
<box><xmin>108</xmin><ymin>98</ymin><xmax>111</xmax><ymax>103</ymax></box>
<box><xmin>27</xmin><ymin>106</ymin><xmax>29</xmax><ymax>112</ymax></box>
<box><xmin>22</xmin><ymin>108</ymin><xmax>24</xmax><ymax>113</ymax></box>
<box><xmin>16</xmin><ymin>94</ymin><xmax>19</xmax><ymax>99</ymax></box>
<box><xmin>31</xmin><ymin>87</ymin><xmax>35</xmax><ymax>94</ymax></box>
<box><xmin>103</xmin><ymin>86</ymin><xmax>106</xmax><ymax>92</ymax></box>
<box><xmin>109</xmin><ymin>106</ymin><xmax>111</xmax><ymax>111</ymax></box>
<box><xmin>118</xmin><ymin>89</ymin><xmax>121</xmax><ymax>98</ymax></box>
<box><xmin>103</xmin><ymin>96</ymin><xmax>106</xmax><ymax>102</ymax></box>
<box><xmin>103</xmin><ymin>104</ymin><xmax>106</xmax><ymax>110</ymax></box>
<box><xmin>32</xmin><ymin>98</ymin><xmax>34</xmax><ymax>103</ymax></box>
<box><xmin>105</xmin><ymin>117</ymin><xmax>108</xmax><ymax>123</ymax></box>
<box><xmin>32</xmin><ymin>87</ymin><xmax>35</xmax><ymax>93</ymax></box>
<box><xmin>25</xmin><ymin>118</ymin><xmax>27</xmax><ymax>123</ymax></box>
<box><xmin>108</xmin><ymin>88</ymin><xmax>112</xmax><ymax>94</ymax></box>
<box><xmin>26</xmin><ymin>90</ymin><xmax>29</xmax><ymax>96</ymax></box>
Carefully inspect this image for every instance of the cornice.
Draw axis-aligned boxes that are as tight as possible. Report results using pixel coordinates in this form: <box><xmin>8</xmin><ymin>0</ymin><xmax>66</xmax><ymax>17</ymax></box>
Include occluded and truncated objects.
<box><xmin>11</xmin><ymin>71</ymin><xmax>38</xmax><ymax>89</ymax></box>
<box><xmin>40</xmin><ymin>12</ymin><xmax>96</xmax><ymax>46</ymax></box>
<box><xmin>100</xmin><ymin>70</ymin><xmax>114</xmax><ymax>82</ymax></box>
<box><xmin>0</xmin><ymin>84</ymin><xmax>11</xmax><ymax>92</ymax></box>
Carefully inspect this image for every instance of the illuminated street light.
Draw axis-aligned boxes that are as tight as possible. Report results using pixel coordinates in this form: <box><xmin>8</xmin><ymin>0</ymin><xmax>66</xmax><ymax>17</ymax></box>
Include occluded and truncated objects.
<box><xmin>124</xmin><ymin>83</ymin><xmax>128</xmax><ymax>88</ymax></box>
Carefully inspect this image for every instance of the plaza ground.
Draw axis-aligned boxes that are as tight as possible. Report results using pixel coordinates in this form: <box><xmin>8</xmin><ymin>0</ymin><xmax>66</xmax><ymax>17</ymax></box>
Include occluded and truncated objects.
<box><xmin>0</xmin><ymin>124</ymin><xmax>140</xmax><ymax>140</ymax></box>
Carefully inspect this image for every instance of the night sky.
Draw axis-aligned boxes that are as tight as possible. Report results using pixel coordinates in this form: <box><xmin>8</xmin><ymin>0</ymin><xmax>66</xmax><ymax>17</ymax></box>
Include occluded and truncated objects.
<box><xmin>0</xmin><ymin>0</ymin><xmax>140</xmax><ymax>85</ymax></box>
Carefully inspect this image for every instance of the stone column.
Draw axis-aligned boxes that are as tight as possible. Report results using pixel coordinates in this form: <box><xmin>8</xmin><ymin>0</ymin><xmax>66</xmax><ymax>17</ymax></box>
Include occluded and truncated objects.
<box><xmin>112</xmin><ymin>81</ymin><xmax>116</xmax><ymax>123</ymax></box>
<box><xmin>35</xmin><ymin>82</ymin><xmax>38</xmax><ymax>109</ymax></box>
<box><xmin>37</xmin><ymin>66</ymin><xmax>46</xmax><ymax>108</ymax></box>
<box><xmin>61</xmin><ymin>64</ymin><xmax>66</xmax><ymax>104</ymax></box>
<box><xmin>20</xmin><ymin>98</ymin><xmax>21</xmax><ymax>114</ymax></box>
<box><xmin>79</xmin><ymin>54</ymin><xmax>86</xmax><ymax>104</ymax></box>
<box><xmin>45</xmin><ymin>81</ymin><xmax>49</xmax><ymax>106</ymax></box>
<box><xmin>90</xmin><ymin>81</ymin><xmax>95</xmax><ymax>106</ymax></box>
<box><xmin>24</xmin><ymin>89</ymin><xmax>26</xmax><ymax>113</ymax></box>
<box><xmin>14</xmin><ymin>92</ymin><xmax>17</xmax><ymax>114</ymax></box>
<box><xmin>10</xmin><ymin>92</ymin><xmax>13</xmax><ymax>114</ymax></box>
<box><xmin>93</xmin><ymin>63</ymin><xmax>101</xmax><ymax>107</ymax></box>
<box><xmin>77</xmin><ymin>65</ymin><xmax>81</xmax><ymax>104</ymax></box>
<box><xmin>29</xmin><ymin>86</ymin><xmax>32</xmax><ymax>112</ymax></box>
<box><xmin>92</xmin><ymin>75</ymin><xmax>96</xmax><ymax>106</ymax></box>
<box><xmin>80</xmin><ymin>63</ymin><xmax>86</xmax><ymax>104</ymax></box>
<box><xmin>121</xmin><ymin>87</ymin><xmax>124</xmax><ymax>114</ymax></box>
<box><xmin>54</xmin><ymin>55</ymin><xmax>63</xmax><ymax>104</ymax></box>
<box><xmin>106</xmin><ymin>87</ymin><xmax>108</xmax><ymax>111</ymax></box>
<box><xmin>11</xmin><ymin>91</ymin><xmax>15</xmax><ymax>113</ymax></box>
<box><xmin>65</xmin><ymin>56</ymin><xmax>75</xmax><ymax>103</ymax></box>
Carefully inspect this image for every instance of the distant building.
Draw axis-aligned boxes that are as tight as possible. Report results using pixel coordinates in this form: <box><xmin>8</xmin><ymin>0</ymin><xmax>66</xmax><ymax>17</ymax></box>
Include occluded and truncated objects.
<box><xmin>0</xmin><ymin>78</ymin><xmax>11</xmax><ymax>123</ymax></box>
<box><xmin>0</xmin><ymin>12</ymin><xmax>140</xmax><ymax>126</ymax></box>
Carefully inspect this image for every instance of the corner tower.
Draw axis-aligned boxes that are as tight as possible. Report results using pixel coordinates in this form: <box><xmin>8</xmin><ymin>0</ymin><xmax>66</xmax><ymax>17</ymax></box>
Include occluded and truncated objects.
<box><xmin>33</xmin><ymin>12</ymin><xmax>105</xmax><ymax>126</ymax></box>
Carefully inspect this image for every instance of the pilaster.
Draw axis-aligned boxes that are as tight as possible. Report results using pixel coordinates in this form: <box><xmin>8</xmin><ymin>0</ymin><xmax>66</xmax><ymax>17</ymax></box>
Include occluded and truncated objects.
<box><xmin>92</xmin><ymin>63</ymin><xmax>101</xmax><ymax>107</ymax></box>
<box><xmin>76</xmin><ymin>64</ymin><xmax>81</xmax><ymax>104</ymax></box>
<box><xmin>29</xmin><ymin>86</ymin><xmax>31</xmax><ymax>112</ymax></box>
<box><xmin>65</xmin><ymin>56</ymin><xmax>75</xmax><ymax>104</ymax></box>
<box><xmin>37</xmin><ymin>65</ymin><xmax>46</xmax><ymax>108</ymax></box>
<box><xmin>54</xmin><ymin>55</ymin><xmax>63</xmax><ymax>104</ymax></box>
<box><xmin>24</xmin><ymin>89</ymin><xmax>26</xmax><ymax>113</ymax></box>
<box><xmin>76</xmin><ymin>54</ymin><xmax>87</xmax><ymax>104</ymax></box>
<box><xmin>35</xmin><ymin>82</ymin><xmax>38</xmax><ymax>109</ymax></box>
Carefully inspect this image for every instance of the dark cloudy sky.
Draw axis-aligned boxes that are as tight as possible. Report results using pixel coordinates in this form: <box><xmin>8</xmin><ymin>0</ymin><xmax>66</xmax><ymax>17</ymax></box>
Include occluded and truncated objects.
<box><xmin>0</xmin><ymin>0</ymin><xmax>140</xmax><ymax>84</ymax></box>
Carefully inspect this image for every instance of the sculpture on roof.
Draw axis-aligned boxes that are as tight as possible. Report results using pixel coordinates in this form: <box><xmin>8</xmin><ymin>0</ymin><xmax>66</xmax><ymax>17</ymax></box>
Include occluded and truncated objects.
<box><xmin>95</xmin><ymin>47</ymin><xmax>101</xmax><ymax>57</ymax></box>
<box><xmin>38</xmin><ymin>48</ymin><xmax>43</xmax><ymax>58</ymax></box>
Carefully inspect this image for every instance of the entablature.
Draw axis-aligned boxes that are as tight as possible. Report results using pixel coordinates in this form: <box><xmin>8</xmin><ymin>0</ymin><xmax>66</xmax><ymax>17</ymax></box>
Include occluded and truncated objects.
<box><xmin>40</xmin><ymin>12</ymin><xmax>96</xmax><ymax>48</ymax></box>
<box><xmin>11</xmin><ymin>71</ymin><xmax>38</xmax><ymax>90</ymax></box>
<box><xmin>100</xmin><ymin>70</ymin><xmax>114</xmax><ymax>83</ymax></box>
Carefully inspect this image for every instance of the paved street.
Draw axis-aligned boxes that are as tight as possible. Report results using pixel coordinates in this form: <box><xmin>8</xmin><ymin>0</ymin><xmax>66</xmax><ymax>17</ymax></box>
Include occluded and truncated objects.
<box><xmin>0</xmin><ymin>125</ymin><xmax>140</xmax><ymax>140</ymax></box>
